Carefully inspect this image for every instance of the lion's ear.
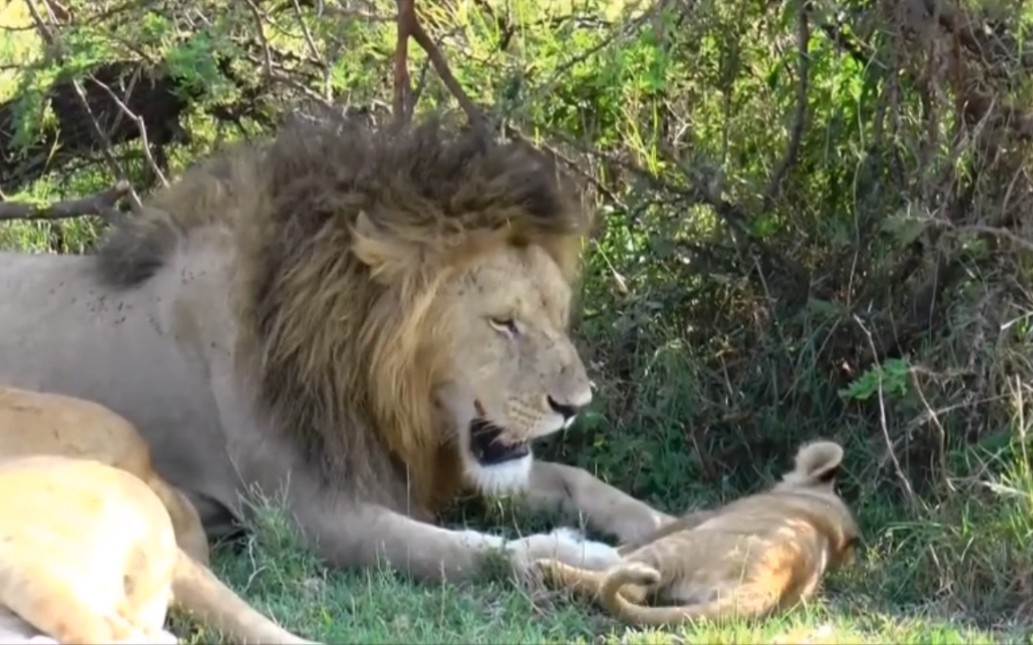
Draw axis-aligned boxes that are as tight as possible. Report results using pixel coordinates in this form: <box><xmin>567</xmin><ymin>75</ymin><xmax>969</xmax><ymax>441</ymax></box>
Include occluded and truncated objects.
<box><xmin>351</xmin><ymin>210</ymin><xmax>430</xmax><ymax>286</ymax></box>
<box><xmin>788</xmin><ymin>440</ymin><xmax>845</xmax><ymax>486</ymax></box>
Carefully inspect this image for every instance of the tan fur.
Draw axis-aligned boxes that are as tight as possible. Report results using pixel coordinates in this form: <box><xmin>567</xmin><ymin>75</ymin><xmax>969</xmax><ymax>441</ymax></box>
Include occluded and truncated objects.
<box><xmin>536</xmin><ymin>440</ymin><xmax>860</xmax><ymax>625</ymax></box>
<box><xmin>0</xmin><ymin>386</ymin><xmax>208</xmax><ymax>565</ymax></box>
<box><xmin>0</xmin><ymin>114</ymin><xmax>672</xmax><ymax>583</ymax></box>
<box><xmin>0</xmin><ymin>455</ymin><xmax>317</xmax><ymax>644</ymax></box>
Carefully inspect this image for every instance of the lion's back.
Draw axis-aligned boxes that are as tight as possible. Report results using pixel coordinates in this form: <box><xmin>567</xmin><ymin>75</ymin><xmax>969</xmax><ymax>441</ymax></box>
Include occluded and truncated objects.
<box><xmin>95</xmin><ymin>140</ymin><xmax>266</xmax><ymax>291</ymax></box>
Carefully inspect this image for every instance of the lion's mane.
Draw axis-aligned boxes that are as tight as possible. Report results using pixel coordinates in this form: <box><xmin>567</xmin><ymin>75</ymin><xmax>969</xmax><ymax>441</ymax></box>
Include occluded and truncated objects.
<box><xmin>95</xmin><ymin>114</ymin><xmax>594</xmax><ymax>513</ymax></box>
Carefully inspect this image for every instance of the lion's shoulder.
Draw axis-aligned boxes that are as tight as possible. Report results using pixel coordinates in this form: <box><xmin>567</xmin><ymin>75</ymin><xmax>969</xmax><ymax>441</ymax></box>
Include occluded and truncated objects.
<box><xmin>94</xmin><ymin>140</ymin><xmax>265</xmax><ymax>289</ymax></box>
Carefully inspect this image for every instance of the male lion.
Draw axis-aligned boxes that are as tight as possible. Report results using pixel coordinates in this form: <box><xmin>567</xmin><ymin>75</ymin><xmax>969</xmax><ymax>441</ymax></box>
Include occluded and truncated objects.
<box><xmin>0</xmin><ymin>115</ymin><xmax>671</xmax><ymax>581</ymax></box>
<box><xmin>0</xmin><ymin>385</ymin><xmax>208</xmax><ymax>565</ymax></box>
<box><xmin>536</xmin><ymin>440</ymin><xmax>860</xmax><ymax>625</ymax></box>
<box><xmin>0</xmin><ymin>454</ymin><xmax>316</xmax><ymax>645</ymax></box>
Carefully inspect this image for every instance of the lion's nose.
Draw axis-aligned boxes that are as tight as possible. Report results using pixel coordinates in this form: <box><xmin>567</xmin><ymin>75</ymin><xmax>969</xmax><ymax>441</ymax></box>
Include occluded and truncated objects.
<box><xmin>547</xmin><ymin>393</ymin><xmax>588</xmax><ymax>420</ymax></box>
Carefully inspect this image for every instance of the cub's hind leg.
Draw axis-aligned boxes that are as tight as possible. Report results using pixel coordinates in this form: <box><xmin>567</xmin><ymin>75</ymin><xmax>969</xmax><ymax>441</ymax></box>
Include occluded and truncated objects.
<box><xmin>536</xmin><ymin>560</ymin><xmax>651</xmax><ymax>605</ymax></box>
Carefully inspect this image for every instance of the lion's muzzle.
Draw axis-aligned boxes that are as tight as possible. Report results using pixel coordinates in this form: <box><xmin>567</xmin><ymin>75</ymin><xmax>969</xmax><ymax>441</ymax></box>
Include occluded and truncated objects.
<box><xmin>468</xmin><ymin>419</ymin><xmax>531</xmax><ymax>465</ymax></box>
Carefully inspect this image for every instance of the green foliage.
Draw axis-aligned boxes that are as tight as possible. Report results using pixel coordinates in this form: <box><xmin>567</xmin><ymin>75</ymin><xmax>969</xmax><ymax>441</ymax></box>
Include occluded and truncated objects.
<box><xmin>839</xmin><ymin>358</ymin><xmax>911</xmax><ymax>402</ymax></box>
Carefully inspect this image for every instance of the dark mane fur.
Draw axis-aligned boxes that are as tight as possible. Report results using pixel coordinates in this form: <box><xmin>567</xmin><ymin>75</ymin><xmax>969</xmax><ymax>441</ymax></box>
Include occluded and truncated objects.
<box><xmin>93</xmin><ymin>113</ymin><xmax>594</xmax><ymax>512</ymax></box>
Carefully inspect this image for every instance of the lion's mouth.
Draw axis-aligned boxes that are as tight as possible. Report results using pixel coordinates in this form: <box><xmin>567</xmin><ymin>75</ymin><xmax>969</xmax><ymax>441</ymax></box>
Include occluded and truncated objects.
<box><xmin>469</xmin><ymin>418</ymin><xmax>530</xmax><ymax>465</ymax></box>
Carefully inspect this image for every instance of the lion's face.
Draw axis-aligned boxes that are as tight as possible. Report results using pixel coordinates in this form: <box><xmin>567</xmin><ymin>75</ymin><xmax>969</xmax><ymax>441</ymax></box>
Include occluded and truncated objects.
<box><xmin>434</xmin><ymin>244</ymin><xmax>592</xmax><ymax>496</ymax></box>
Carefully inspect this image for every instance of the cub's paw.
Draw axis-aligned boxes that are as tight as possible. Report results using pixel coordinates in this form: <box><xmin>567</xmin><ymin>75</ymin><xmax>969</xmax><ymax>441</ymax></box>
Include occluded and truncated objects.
<box><xmin>615</xmin><ymin>561</ymin><xmax>662</xmax><ymax>587</ymax></box>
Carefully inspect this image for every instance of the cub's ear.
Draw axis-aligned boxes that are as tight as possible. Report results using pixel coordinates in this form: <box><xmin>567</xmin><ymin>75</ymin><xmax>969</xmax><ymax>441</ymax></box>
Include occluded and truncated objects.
<box><xmin>791</xmin><ymin>440</ymin><xmax>845</xmax><ymax>485</ymax></box>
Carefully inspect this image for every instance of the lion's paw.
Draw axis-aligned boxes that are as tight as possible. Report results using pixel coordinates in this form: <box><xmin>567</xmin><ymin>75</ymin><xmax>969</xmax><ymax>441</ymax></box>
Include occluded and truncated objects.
<box><xmin>547</xmin><ymin>526</ymin><xmax>587</xmax><ymax>543</ymax></box>
<box><xmin>506</xmin><ymin>528</ymin><xmax>621</xmax><ymax>572</ymax></box>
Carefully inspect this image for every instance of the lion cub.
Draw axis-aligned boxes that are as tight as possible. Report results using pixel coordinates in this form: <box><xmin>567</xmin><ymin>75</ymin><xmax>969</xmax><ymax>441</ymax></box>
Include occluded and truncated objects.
<box><xmin>0</xmin><ymin>454</ymin><xmax>317</xmax><ymax>645</ymax></box>
<box><xmin>536</xmin><ymin>440</ymin><xmax>860</xmax><ymax>625</ymax></box>
<box><xmin>0</xmin><ymin>386</ymin><xmax>208</xmax><ymax>564</ymax></box>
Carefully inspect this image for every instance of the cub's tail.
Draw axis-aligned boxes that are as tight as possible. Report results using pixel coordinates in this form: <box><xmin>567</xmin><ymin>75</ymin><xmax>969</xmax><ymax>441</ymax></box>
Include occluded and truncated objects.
<box><xmin>172</xmin><ymin>550</ymin><xmax>320</xmax><ymax>645</ymax></box>
<box><xmin>598</xmin><ymin>562</ymin><xmax>775</xmax><ymax>626</ymax></box>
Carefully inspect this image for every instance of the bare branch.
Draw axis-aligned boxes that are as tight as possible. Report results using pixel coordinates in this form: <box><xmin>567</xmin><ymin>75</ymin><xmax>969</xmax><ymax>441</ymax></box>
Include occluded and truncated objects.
<box><xmin>289</xmin><ymin>0</ymin><xmax>331</xmax><ymax>100</ymax></box>
<box><xmin>393</xmin><ymin>0</ymin><xmax>414</xmax><ymax>122</ymax></box>
<box><xmin>763</xmin><ymin>1</ymin><xmax>810</xmax><ymax>209</ymax></box>
<box><xmin>87</xmin><ymin>73</ymin><xmax>169</xmax><ymax>187</ymax></box>
<box><xmin>0</xmin><ymin>180</ymin><xmax>130</xmax><ymax>223</ymax></box>
<box><xmin>392</xmin><ymin>0</ymin><xmax>486</xmax><ymax>131</ymax></box>
<box><xmin>23</xmin><ymin>0</ymin><xmax>144</xmax><ymax>211</ymax></box>
<box><xmin>243</xmin><ymin>0</ymin><xmax>275</xmax><ymax>79</ymax></box>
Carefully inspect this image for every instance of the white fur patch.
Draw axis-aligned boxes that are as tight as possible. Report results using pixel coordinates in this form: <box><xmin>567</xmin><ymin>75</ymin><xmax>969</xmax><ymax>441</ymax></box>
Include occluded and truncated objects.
<box><xmin>548</xmin><ymin>526</ymin><xmax>587</xmax><ymax>543</ymax></box>
<box><xmin>457</xmin><ymin>528</ymin><xmax>507</xmax><ymax>550</ymax></box>
<box><xmin>463</xmin><ymin>452</ymin><xmax>533</xmax><ymax>497</ymax></box>
<box><xmin>506</xmin><ymin>526</ymin><xmax>622</xmax><ymax>571</ymax></box>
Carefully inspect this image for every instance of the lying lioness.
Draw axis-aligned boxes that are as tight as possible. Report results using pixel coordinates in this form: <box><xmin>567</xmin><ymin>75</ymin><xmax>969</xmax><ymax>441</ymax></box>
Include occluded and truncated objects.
<box><xmin>536</xmin><ymin>440</ymin><xmax>860</xmax><ymax>625</ymax></box>
<box><xmin>0</xmin><ymin>454</ymin><xmax>317</xmax><ymax>645</ymax></box>
<box><xmin>0</xmin><ymin>386</ymin><xmax>208</xmax><ymax>564</ymax></box>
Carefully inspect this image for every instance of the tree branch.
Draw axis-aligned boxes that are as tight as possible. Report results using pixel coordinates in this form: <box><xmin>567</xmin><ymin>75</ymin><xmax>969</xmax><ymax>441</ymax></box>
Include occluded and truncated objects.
<box><xmin>23</xmin><ymin>0</ymin><xmax>145</xmax><ymax>212</ymax></box>
<box><xmin>393</xmin><ymin>0</ymin><xmax>413</xmax><ymax>122</ymax></box>
<box><xmin>392</xmin><ymin>0</ymin><xmax>486</xmax><ymax>131</ymax></box>
<box><xmin>0</xmin><ymin>180</ymin><xmax>130</xmax><ymax>222</ymax></box>
<box><xmin>763</xmin><ymin>1</ymin><xmax>811</xmax><ymax>209</ymax></box>
<box><xmin>88</xmin><ymin>72</ymin><xmax>169</xmax><ymax>187</ymax></box>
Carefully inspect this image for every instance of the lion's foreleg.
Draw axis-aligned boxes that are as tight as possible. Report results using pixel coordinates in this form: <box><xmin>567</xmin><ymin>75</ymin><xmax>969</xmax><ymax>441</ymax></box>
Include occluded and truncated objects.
<box><xmin>519</xmin><ymin>461</ymin><xmax>676</xmax><ymax>545</ymax></box>
<box><xmin>295</xmin><ymin>501</ymin><xmax>617</xmax><ymax>583</ymax></box>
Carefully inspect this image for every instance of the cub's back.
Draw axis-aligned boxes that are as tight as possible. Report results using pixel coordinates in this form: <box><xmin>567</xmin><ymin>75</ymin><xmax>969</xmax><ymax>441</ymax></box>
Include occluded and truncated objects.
<box><xmin>631</xmin><ymin>491</ymin><xmax>839</xmax><ymax>581</ymax></box>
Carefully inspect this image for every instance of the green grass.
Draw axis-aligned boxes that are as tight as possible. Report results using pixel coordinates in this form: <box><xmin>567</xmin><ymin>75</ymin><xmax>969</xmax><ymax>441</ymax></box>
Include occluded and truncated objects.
<box><xmin>165</xmin><ymin>494</ymin><xmax>1020</xmax><ymax>640</ymax></box>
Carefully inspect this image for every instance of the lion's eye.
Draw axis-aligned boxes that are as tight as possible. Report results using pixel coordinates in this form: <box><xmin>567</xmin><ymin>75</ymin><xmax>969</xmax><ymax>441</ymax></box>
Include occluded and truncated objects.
<box><xmin>488</xmin><ymin>317</ymin><xmax>519</xmax><ymax>336</ymax></box>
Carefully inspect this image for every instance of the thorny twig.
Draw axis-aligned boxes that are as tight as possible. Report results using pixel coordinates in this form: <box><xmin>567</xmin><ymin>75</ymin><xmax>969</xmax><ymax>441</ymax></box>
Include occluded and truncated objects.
<box><xmin>0</xmin><ymin>180</ymin><xmax>130</xmax><ymax>223</ymax></box>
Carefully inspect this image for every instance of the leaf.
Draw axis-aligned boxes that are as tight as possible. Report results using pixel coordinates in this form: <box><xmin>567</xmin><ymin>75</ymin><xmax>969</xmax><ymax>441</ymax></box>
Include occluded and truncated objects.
<box><xmin>880</xmin><ymin>213</ymin><xmax>928</xmax><ymax>248</ymax></box>
<box><xmin>807</xmin><ymin>297</ymin><xmax>841</xmax><ymax>319</ymax></box>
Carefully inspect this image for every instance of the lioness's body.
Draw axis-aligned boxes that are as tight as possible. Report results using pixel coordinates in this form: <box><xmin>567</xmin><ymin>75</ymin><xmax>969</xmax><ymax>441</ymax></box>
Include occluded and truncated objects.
<box><xmin>0</xmin><ymin>386</ymin><xmax>209</xmax><ymax>565</ymax></box>
<box><xmin>0</xmin><ymin>455</ymin><xmax>315</xmax><ymax>644</ymax></box>
<box><xmin>538</xmin><ymin>441</ymin><xmax>860</xmax><ymax>625</ymax></box>
<box><xmin>0</xmin><ymin>116</ymin><xmax>669</xmax><ymax>581</ymax></box>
